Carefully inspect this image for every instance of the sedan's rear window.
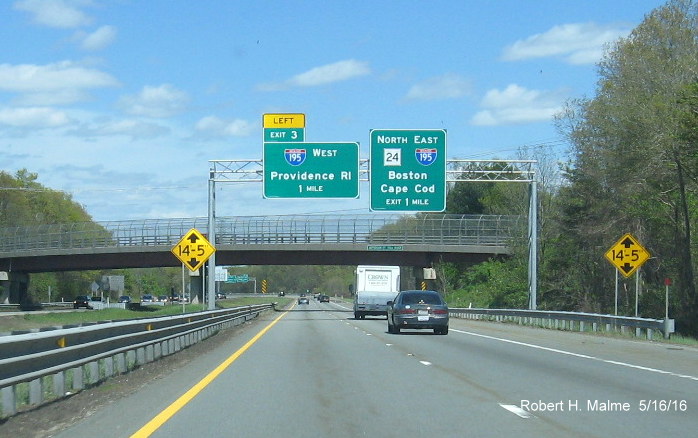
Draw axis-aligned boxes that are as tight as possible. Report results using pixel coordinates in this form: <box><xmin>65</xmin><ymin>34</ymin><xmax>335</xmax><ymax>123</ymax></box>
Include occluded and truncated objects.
<box><xmin>401</xmin><ymin>292</ymin><xmax>443</xmax><ymax>305</ymax></box>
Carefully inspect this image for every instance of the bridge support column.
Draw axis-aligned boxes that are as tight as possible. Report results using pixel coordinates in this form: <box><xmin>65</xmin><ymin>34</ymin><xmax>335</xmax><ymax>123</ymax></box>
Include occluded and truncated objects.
<box><xmin>0</xmin><ymin>272</ymin><xmax>30</xmax><ymax>305</ymax></box>
<box><xmin>190</xmin><ymin>269</ymin><xmax>204</xmax><ymax>304</ymax></box>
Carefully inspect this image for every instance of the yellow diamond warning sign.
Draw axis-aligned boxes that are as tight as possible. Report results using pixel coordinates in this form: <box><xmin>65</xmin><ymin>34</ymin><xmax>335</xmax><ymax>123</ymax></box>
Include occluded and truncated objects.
<box><xmin>604</xmin><ymin>233</ymin><xmax>650</xmax><ymax>278</ymax></box>
<box><xmin>171</xmin><ymin>228</ymin><xmax>216</xmax><ymax>272</ymax></box>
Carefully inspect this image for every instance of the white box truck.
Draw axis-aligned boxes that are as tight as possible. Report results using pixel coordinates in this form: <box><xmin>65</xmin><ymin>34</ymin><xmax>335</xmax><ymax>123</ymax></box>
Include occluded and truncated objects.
<box><xmin>353</xmin><ymin>265</ymin><xmax>400</xmax><ymax>319</ymax></box>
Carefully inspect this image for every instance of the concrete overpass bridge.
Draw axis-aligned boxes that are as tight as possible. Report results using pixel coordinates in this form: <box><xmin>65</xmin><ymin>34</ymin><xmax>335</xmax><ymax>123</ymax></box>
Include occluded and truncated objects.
<box><xmin>0</xmin><ymin>214</ymin><xmax>521</xmax><ymax>302</ymax></box>
<box><xmin>0</xmin><ymin>214</ymin><xmax>520</xmax><ymax>271</ymax></box>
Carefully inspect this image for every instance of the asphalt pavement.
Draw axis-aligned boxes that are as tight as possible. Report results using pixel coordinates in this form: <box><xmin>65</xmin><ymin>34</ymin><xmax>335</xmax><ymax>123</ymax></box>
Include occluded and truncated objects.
<box><xmin>54</xmin><ymin>298</ymin><xmax>698</xmax><ymax>438</ymax></box>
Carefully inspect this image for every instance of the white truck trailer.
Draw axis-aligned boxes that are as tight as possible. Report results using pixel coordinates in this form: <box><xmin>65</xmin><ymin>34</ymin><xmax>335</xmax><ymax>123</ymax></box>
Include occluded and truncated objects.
<box><xmin>353</xmin><ymin>265</ymin><xmax>401</xmax><ymax>319</ymax></box>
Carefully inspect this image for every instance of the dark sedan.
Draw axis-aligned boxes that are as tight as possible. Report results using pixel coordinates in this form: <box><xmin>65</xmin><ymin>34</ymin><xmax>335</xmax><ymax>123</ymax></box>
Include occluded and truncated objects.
<box><xmin>73</xmin><ymin>295</ymin><xmax>93</xmax><ymax>309</ymax></box>
<box><xmin>387</xmin><ymin>290</ymin><xmax>449</xmax><ymax>335</ymax></box>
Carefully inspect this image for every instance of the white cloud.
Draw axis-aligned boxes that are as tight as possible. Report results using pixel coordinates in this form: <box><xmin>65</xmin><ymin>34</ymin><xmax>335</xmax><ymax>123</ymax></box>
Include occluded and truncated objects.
<box><xmin>195</xmin><ymin>116</ymin><xmax>254</xmax><ymax>137</ymax></box>
<box><xmin>70</xmin><ymin>119</ymin><xmax>170</xmax><ymax>140</ymax></box>
<box><xmin>118</xmin><ymin>84</ymin><xmax>189</xmax><ymax>118</ymax></box>
<box><xmin>470</xmin><ymin>84</ymin><xmax>564</xmax><ymax>126</ymax></box>
<box><xmin>258</xmin><ymin>59</ymin><xmax>370</xmax><ymax>91</ymax></box>
<box><xmin>0</xmin><ymin>106</ymin><xmax>71</xmax><ymax>127</ymax></box>
<box><xmin>405</xmin><ymin>73</ymin><xmax>471</xmax><ymax>101</ymax></box>
<box><xmin>14</xmin><ymin>0</ymin><xmax>93</xmax><ymax>28</ymax></box>
<box><xmin>77</xmin><ymin>25</ymin><xmax>117</xmax><ymax>51</ymax></box>
<box><xmin>14</xmin><ymin>89</ymin><xmax>89</xmax><ymax>106</ymax></box>
<box><xmin>0</xmin><ymin>61</ymin><xmax>119</xmax><ymax>104</ymax></box>
<box><xmin>501</xmin><ymin>22</ymin><xmax>631</xmax><ymax>65</ymax></box>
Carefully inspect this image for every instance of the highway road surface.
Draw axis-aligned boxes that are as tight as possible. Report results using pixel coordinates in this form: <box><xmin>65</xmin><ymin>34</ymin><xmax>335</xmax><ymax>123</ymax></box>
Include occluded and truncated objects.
<box><xmin>55</xmin><ymin>298</ymin><xmax>698</xmax><ymax>438</ymax></box>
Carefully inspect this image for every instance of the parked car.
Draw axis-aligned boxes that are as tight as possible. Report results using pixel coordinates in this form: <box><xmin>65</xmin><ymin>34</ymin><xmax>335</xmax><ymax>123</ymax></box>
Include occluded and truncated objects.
<box><xmin>141</xmin><ymin>294</ymin><xmax>154</xmax><ymax>303</ymax></box>
<box><xmin>73</xmin><ymin>295</ymin><xmax>92</xmax><ymax>309</ymax></box>
<box><xmin>387</xmin><ymin>290</ymin><xmax>449</xmax><ymax>335</ymax></box>
<box><xmin>158</xmin><ymin>295</ymin><xmax>168</xmax><ymax>302</ymax></box>
<box><xmin>118</xmin><ymin>295</ymin><xmax>132</xmax><ymax>303</ymax></box>
<box><xmin>298</xmin><ymin>297</ymin><xmax>310</xmax><ymax>305</ymax></box>
<box><xmin>319</xmin><ymin>294</ymin><xmax>330</xmax><ymax>303</ymax></box>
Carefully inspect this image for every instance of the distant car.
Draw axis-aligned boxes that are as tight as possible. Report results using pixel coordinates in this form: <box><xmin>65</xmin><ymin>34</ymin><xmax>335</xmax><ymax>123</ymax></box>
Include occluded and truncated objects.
<box><xmin>216</xmin><ymin>292</ymin><xmax>226</xmax><ymax>300</ymax></box>
<box><xmin>387</xmin><ymin>290</ymin><xmax>449</xmax><ymax>335</ymax></box>
<box><xmin>278</xmin><ymin>291</ymin><xmax>285</xmax><ymax>296</ymax></box>
<box><xmin>319</xmin><ymin>294</ymin><xmax>330</xmax><ymax>303</ymax></box>
<box><xmin>298</xmin><ymin>297</ymin><xmax>310</xmax><ymax>305</ymax></box>
<box><xmin>73</xmin><ymin>295</ymin><xmax>92</xmax><ymax>309</ymax></box>
<box><xmin>141</xmin><ymin>294</ymin><xmax>154</xmax><ymax>303</ymax></box>
<box><xmin>118</xmin><ymin>295</ymin><xmax>132</xmax><ymax>303</ymax></box>
<box><xmin>158</xmin><ymin>295</ymin><xmax>168</xmax><ymax>302</ymax></box>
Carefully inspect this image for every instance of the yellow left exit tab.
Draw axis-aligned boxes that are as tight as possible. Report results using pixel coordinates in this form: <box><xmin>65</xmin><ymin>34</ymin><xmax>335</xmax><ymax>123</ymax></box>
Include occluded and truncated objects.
<box><xmin>263</xmin><ymin>113</ymin><xmax>306</xmax><ymax>128</ymax></box>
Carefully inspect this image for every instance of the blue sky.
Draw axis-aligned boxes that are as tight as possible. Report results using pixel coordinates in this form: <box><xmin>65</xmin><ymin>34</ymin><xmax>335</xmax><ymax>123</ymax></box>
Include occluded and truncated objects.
<box><xmin>0</xmin><ymin>0</ymin><xmax>667</xmax><ymax>222</ymax></box>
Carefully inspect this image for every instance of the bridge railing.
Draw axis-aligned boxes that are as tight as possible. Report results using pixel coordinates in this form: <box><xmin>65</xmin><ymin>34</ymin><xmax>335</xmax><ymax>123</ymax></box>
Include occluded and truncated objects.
<box><xmin>0</xmin><ymin>214</ymin><xmax>522</xmax><ymax>253</ymax></box>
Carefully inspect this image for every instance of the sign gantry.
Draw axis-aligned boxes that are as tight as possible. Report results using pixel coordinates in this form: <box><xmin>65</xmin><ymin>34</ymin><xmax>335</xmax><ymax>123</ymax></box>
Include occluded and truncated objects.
<box><xmin>206</xmin><ymin>113</ymin><xmax>538</xmax><ymax>310</ymax></box>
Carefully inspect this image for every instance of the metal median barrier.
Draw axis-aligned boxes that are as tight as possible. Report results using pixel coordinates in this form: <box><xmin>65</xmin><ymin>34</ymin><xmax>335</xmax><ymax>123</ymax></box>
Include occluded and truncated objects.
<box><xmin>450</xmin><ymin>308</ymin><xmax>675</xmax><ymax>340</ymax></box>
<box><xmin>0</xmin><ymin>304</ymin><xmax>272</xmax><ymax>418</ymax></box>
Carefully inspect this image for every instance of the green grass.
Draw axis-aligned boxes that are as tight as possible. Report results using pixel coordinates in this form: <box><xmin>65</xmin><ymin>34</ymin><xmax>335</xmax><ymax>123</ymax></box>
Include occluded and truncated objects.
<box><xmin>0</xmin><ymin>296</ymin><xmax>286</xmax><ymax>332</ymax></box>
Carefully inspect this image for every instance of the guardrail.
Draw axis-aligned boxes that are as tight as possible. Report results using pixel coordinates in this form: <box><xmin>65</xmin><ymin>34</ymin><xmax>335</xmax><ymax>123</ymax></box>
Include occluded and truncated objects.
<box><xmin>0</xmin><ymin>304</ymin><xmax>273</xmax><ymax>418</ymax></box>
<box><xmin>450</xmin><ymin>308</ymin><xmax>675</xmax><ymax>340</ymax></box>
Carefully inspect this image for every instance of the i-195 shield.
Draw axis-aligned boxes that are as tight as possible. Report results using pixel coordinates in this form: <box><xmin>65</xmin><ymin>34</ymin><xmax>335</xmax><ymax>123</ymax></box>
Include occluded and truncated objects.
<box><xmin>415</xmin><ymin>148</ymin><xmax>437</xmax><ymax>166</ymax></box>
<box><xmin>284</xmin><ymin>148</ymin><xmax>306</xmax><ymax>166</ymax></box>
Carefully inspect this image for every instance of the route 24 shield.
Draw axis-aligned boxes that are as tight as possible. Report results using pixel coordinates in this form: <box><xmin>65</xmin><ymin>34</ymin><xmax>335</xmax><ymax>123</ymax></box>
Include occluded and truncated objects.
<box><xmin>284</xmin><ymin>148</ymin><xmax>306</xmax><ymax>166</ymax></box>
<box><xmin>415</xmin><ymin>148</ymin><xmax>437</xmax><ymax>166</ymax></box>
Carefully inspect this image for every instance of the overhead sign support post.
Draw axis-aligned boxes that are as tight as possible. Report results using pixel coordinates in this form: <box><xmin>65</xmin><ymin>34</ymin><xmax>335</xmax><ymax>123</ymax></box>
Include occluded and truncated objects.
<box><xmin>207</xmin><ymin>173</ymin><xmax>216</xmax><ymax>310</ymax></box>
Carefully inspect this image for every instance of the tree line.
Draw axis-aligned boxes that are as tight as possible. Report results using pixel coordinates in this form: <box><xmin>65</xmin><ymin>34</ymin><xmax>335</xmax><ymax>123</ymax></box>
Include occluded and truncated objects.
<box><xmin>442</xmin><ymin>0</ymin><xmax>698</xmax><ymax>336</ymax></box>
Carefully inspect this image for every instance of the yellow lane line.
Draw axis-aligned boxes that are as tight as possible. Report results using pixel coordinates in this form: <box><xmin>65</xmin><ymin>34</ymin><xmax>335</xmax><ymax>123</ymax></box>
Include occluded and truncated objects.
<box><xmin>130</xmin><ymin>307</ymin><xmax>292</xmax><ymax>437</ymax></box>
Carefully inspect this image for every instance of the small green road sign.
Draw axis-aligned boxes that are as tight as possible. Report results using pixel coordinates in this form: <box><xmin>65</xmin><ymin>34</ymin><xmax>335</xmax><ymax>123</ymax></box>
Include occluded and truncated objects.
<box><xmin>227</xmin><ymin>274</ymin><xmax>249</xmax><ymax>283</ymax></box>
<box><xmin>367</xmin><ymin>245</ymin><xmax>404</xmax><ymax>251</ymax></box>
<box><xmin>264</xmin><ymin>128</ymin><xmax>304</xmax><ymax>142</ymax></box>
<box><xmin>369</xmin><ymin>129</ymin><xmax>447</xmax><ymax>211</ymax></box>
<box><xmin>263</xmin><ymin>142</ymin><xmax>359</xmax><ymax>198</ymax></box>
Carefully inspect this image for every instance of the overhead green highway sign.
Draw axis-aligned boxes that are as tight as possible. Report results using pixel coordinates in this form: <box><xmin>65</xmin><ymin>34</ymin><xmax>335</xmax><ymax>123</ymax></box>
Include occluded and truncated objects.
<box><xmin>369</xmin><ymin>129</ymin><xmax>446</xmax><ymax>211</ymax></box>
<box><xmin>263</xmin><ymin>142</ymin><xmax>359</xmax><ymax>198</ymax></box>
